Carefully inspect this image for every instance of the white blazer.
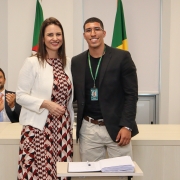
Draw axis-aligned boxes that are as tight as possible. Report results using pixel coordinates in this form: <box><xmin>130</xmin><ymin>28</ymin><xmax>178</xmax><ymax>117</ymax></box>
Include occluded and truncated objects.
<box><xmin>16</xmin><ymin>56</ymin><xmax>74</xmax><ymax>130</ymax></box>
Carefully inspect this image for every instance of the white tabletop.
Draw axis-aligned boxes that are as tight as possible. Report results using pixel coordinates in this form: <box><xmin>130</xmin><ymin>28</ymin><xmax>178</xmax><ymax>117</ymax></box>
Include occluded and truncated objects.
<box><xmin>0</xmin><ymin>122</ymin><xmax>10</xmax><ymax>133</ymax></box>
<box><xmin>56</xmin><ymin>161</ymin><xmax>143</xmax><ymax>177</ymax></box>
<box><xmin>132</xmin><ymin>124</ymin><xmax>180</xmax><ymax>145</ymax></box>
<box><xmin>0</xmin><ymin>122</ymin><xmax>22</xmax><ymax>144</ymax></box>
<box><xmin>1</xmin><ymin>123</ymin><xmax>180</xmax><ymax>146</ymax></box>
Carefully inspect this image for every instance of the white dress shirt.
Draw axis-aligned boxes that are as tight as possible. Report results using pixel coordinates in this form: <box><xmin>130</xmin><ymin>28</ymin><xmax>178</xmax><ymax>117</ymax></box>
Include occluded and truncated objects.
<box><xmin>0</xmin><ymin>90</ymin><xmax>11</xmax><ymax>122</ymax></box>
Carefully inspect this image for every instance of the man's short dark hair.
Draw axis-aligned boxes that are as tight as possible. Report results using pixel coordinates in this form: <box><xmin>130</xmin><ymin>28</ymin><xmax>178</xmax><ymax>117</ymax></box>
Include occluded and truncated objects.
<box><xmin>83</xmin><ymin>17</ymin><xmax>104</xmax><ymax>31</ymax></box>
<box><xmin>0</xmin><ymin>68</ymin><xmax>5</xmax><ymax>79</ymax></box>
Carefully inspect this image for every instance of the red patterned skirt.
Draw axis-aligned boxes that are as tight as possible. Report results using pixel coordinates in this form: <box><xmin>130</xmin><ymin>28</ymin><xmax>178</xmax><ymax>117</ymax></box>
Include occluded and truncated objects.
<box><xmin>17</xmin><ymin>114</ymin><xmax>73</xmax><ymax>180</ymax></box>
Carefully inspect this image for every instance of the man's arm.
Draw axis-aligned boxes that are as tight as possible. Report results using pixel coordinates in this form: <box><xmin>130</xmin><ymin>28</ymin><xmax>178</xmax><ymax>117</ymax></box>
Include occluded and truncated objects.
<box><xmin>117</xmin><ymin>51</ymin><xmax>138</xmax><ymax>145</ymax></box>
<box><xmin>119</xmin><ymin>51</ymin><xmax>138</xmax><ymax>129</ymax></box>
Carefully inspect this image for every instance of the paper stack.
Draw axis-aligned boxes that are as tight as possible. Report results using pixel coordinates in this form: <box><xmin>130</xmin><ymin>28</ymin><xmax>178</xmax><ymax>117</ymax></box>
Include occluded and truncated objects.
<box><xmin>68</xmin><ymin>156</ymin><xmax>135</xmax><ymax>173</ymax></box>
<box><xmin>100</xmin><ymin>156</ymin><xmax>134</xmax><ymax>172</ymax></box>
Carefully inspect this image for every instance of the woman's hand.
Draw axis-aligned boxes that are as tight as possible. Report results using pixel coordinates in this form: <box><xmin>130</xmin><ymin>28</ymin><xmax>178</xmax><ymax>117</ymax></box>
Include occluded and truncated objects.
<box><xmin>41</xmin><ymin>100</ymin><xmax>65</xmax><ymax>117</ymax></box>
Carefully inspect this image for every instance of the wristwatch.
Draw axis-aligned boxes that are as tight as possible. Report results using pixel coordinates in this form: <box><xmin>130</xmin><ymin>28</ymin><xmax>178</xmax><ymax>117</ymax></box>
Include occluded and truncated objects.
<box><xmin>124</xmin><ymin>127</ymin><xmax>132</xmax><ymax>131</ymax></box>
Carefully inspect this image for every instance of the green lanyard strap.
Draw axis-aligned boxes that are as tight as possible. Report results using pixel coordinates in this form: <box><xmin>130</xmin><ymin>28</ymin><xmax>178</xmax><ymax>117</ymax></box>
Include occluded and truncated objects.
<box><xmin>88</xmin><ymin>53</ymin><xmax>103</xmax><ymax>88</ymax></box>
<box><xmin>88</xmin><ymin>46</ymin><xmax>106</xmax><ymax>88</ymax></box>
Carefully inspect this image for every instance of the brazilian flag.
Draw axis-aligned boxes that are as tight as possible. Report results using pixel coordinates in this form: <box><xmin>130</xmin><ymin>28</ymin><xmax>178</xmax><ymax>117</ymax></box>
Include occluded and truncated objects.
<box><xmin>111</xmin><ymin>0</ymin><xmax>128</xmax><ymax>50</ymax></box>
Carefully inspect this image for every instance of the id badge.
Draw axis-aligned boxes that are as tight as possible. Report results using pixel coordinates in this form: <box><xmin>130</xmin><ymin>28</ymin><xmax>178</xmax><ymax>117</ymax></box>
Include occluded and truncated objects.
<box><xmin>91</xmin><ymin>88</ymin><xmax>98</xmax><ymax>101</ymax></box>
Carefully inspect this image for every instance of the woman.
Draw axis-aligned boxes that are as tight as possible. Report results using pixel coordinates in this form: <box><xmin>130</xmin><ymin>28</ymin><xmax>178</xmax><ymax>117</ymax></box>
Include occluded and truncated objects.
<box><xmin>17</xmin><ymin>17</ymin><xmax>74</xmax><ymax>180</ymax></box>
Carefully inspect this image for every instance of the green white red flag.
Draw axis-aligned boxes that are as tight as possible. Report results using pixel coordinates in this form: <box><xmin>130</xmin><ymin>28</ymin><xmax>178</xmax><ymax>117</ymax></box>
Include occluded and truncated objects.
<box><xmin>32</xmin><ymin>0</ymin><xmax>44</xmax><ymax>53</ymax></box>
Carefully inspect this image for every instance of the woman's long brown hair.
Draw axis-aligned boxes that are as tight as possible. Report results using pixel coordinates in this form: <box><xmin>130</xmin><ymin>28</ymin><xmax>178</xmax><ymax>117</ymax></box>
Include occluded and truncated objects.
<box><xmin>35</xmin><ymin>17</ymin><xmax>66</xmax><ymax>68</ymax></box>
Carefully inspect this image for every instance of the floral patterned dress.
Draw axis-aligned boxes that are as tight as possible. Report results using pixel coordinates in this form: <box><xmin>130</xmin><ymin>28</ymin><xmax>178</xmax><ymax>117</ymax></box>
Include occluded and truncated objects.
<box><xmin>17</xmin><ymin>58</ymin><xmax>73</xmax><ymax>180</ymax></box>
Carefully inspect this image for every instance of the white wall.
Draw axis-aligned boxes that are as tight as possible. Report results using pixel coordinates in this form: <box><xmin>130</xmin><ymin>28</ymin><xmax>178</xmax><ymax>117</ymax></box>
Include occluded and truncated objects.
<box><xmin>83</xmin><ymin>0</ymin><xmax>160</xmax><ymax>94</ymax></box>
<box><xmin>0</xmin><ymin>0</ymin><xmax>180</xmax><ymax>124</ymax></box>
<box><xmin>0</xmin><ymin>0</ymin><xmax>8</xmax><ymax>80</ymax></box>
<box><xmin>168</xmin><ymin>0</ymin><xmax>180</xmax><ymax>123</ymax></box>
<box><xmin>0</xmin><ymin>0</ymin><xmax>74</xmax><ymax>91</ymax></box>
<box><xmin>159</xmin><ymin>0</ymin><xmax>171</xmax><ymax>124</ymax></box>
<box><xmin>159</xmin><ymin>0</ymin><xmax>180</xmax><ymax>123</ymax></box>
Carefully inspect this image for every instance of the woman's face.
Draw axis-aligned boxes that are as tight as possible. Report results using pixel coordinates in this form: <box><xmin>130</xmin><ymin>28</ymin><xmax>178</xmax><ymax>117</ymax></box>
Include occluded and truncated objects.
<box><xmin>43</xmin><ymin>24</ymin><xmax>63</xmax><ymax>57</ymax></box>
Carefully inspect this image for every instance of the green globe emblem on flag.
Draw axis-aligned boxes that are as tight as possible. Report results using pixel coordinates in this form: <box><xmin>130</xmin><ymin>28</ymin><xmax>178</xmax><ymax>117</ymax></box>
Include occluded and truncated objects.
<box><xmin>32</xmin><ymin>0</ymin><xmax>44</xmax><ymax>53</ymax></box>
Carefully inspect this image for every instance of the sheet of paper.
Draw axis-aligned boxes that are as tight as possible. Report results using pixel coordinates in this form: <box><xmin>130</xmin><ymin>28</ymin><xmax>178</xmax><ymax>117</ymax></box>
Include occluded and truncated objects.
<box><xmin>68</xmin><ymin>161</ymin><xmax>101</xmax><ymax>172</ymax></box>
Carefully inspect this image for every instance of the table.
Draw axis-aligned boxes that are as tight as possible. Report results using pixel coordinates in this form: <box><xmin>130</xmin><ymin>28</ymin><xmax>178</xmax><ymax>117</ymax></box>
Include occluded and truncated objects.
<box><xmin>57</xmin><ymin>161</ymin><xmax>143</xmax><ymax>180</ymax></box>
<box><xmin>0</xmin><ymin>122</ymin><xmax>10</xmax><ymax>132</ymax></box>
<box><xmin>0</xmin><ymin>122</ymin><xmax>21</xmax><ymax>180</ymax></box>
<box><xmin>1</xmin><ymin>123</ymin><xmax>180</xmax><ymax>180</ymax></box>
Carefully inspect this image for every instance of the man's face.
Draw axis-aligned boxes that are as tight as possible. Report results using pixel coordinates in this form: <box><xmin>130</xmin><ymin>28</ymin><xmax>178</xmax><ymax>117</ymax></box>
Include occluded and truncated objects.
<box><xmin>83</xmin><ymin>22</ymin><xmax>106</xmax><ymax>49</ymax></box>
<box><xmin>0</xmin><ymin>71</ymin><xmax>5</xmax><ymax>91</ymax></box>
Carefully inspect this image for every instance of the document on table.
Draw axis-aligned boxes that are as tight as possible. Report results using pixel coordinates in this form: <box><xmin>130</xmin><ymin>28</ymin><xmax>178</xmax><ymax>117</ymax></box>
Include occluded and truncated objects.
<box><xmin>68</xmin><ymin>156</ymin><xmax>135</xmax><ymax>173</ymax></box>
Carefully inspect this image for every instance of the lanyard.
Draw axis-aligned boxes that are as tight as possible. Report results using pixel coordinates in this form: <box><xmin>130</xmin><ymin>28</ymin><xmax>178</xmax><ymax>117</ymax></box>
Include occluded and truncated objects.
<box><xmin>88</xmin><ymin>53</ymin><xmax>103</xmax><ymax>88</ymax></box>
<box><xmin>88</xmin><ymin>46</ymin><xmax>106</xmax><ymax>88</ymax></box>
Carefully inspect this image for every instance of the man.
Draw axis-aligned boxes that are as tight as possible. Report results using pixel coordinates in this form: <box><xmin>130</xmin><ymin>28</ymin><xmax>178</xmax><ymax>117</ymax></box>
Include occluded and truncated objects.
<box><xmin>0</xmin><ymin>68</ymin><xmax>21</xmax><ymax>122</ymax></box>
<box><xmin>71</xmin><ymin>17</ymin><xmax>138</xmax><ymax>162</ymax></box>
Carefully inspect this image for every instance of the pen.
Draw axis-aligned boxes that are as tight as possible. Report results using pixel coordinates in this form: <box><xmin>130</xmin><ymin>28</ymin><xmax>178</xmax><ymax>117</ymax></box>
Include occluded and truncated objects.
<box><xmin>87</xmin><ymin>161</ymin><xmax>91</xmax><ymax>166</ymax></box>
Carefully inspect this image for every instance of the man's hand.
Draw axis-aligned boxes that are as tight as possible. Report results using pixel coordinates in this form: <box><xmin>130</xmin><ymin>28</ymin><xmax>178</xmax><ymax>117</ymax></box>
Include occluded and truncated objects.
<box><xmin>116</xmin><ymin>127</ymin><xmax>131</xmax><ymax>146</ymax></box>
<box><xmin>6</xmin><ymin>93</ymin><xmax>16</xmax><ymax>108</ymax></box>
<box><xmin>0</xmin><ymin>94</ymin><xmax>4</xmax><ymax>111</ymax></box>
